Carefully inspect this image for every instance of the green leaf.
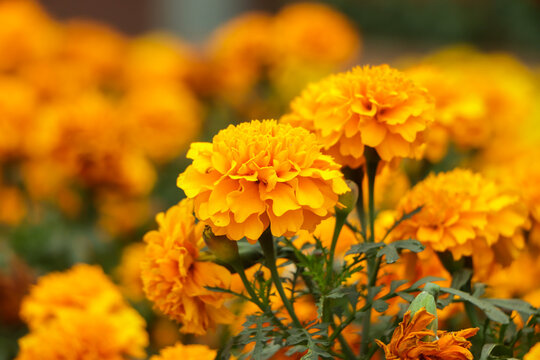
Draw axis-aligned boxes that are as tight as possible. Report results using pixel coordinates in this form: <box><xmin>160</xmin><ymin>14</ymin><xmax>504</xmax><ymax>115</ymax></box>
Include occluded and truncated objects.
<box><xmin>410</xmin><ymin>276</ymin><xmax>447</xmax><ymax>290</ymax></box>
<box><xmin>479</xmin><ymin>343</ymin><xmax>513</xmax><ymax>360</ymax></box>
<box><xmin>389</xmin><ymin>279</ymin><xmax>409</xmax><ymax>294</ymax></box>
<box><xmin>377</xmin><ymin>244</ymin><xmax>399</xmax><ymax>263</ymax></box>
<box><xmin>392</xmin><ymin>239</ymin><xmax>425</xmax><ymax>253</ymax></box>
<box><xmin>450</xmin><ymin>268</ymin><xmax>472</xmax><ymax>290</ymax></box>
<box><xmin>484</xmin><ymin>299</ymin><xmax>536</xmax><ymax>316</ymax></box>
<box><xmin>345</xmin><ymin>242</ymin><xmax>383</xmax><ymax>256</ymax></box>
<box><xmin>373</xmin><ymin>299</ymin><xmax>389</xmax><ymax>313</ymax></box>
<box><xmin>440</xmin><ymin>287</ymin><xmax>509</xmax><ymax>324</ymax></box>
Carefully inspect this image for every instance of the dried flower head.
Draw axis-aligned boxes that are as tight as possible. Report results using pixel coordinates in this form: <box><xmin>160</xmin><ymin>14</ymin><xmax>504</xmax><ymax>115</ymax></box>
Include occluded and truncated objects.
<box><xmin>376</xmin><ymin>309</ymin><xmax>478</xmax><ymax>360</ymax></box>
<box><xmin>177</xmin><ymin>120</ymin><xmax>349</xmax><ymax>242</ymax></box>
<box><xmin>282</xmin><ymin>64</ymin><xmax>434</xmax><ymax>168</ymax></box>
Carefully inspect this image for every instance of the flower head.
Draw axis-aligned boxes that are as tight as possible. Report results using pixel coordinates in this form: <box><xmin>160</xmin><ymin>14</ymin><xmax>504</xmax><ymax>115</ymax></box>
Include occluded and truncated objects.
<box><xmin>390</xmin><ymin>168</ymin><xmax>528</xmax><ymax>279</ymax></box>
<box><xmin>282</xmin><ymin>65</ymin><xmax>434</xmax><ymax>168</ymax></box>
<box><xmin>16</xmin><ymin>309</ymin><xmax>147</xmax><ymax>360</ymax></box>
<box><xmin>376</xmin><ymin>309</ymin><xmax>478</xmax><ymax>360</ymax></box>
<box><xmin>177</xmin><ymin>120</ymin><xmax>349</xmax><ymax>242</ymax></box>
<box><xmin>141</xmin><ymin>199</ymin><xmax>234</xmax><ymax>335</ymax></box>
<box><xmin>150</xmin><ymin>343</ymin><xmax>217</xmax><ymax>360</ymax></box>
<box><xmin>20</xmin><ymin>264</ymin><xmax>127</xmax><ymax>329</ymax></box>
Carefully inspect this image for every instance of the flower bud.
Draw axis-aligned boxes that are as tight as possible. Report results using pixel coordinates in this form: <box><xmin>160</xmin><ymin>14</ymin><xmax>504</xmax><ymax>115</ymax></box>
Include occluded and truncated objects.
<box><xmin>202</xmin><ymin>226</ymin><xmax>240</xmax><ymax>264</ymax></box>
<box><xmin>335</xmin><ymin>180</ymin><xmax>358</xmax><ymax>217</ymax></box>
<box><xmin>407</xmin><ymin>282</ymin><xmax>440</xmax><ymax>335</ymax></box>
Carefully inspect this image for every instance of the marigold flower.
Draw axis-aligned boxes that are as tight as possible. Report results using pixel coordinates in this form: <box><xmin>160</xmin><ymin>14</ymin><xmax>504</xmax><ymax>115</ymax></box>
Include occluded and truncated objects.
<box><xmin>376</xmin><ymin>309</ymin><xmax>478</xmax><ymax>360</ymax></box>
<box><xmin>177</xmin><ymin>120</ymin><xmax>349</xmax><ymax>242</ymax></box>
<box><xmin>273</xmin><ymin>2</ymin><xmax>360</xmax><ymax>65</ymax></box>
<box><xmin>150</xmin><ymin>342</ymin><xmax>217</xmax><ymax>360</ymax></box>
<box><xmin>141</xmin><ymin>199</ymin><xmax>234</xmax><ymax>335</ymax></box>
<box><xmin>390</xmin><ymin>168</ymin><xmax>528</xmax><ymax>279</ymax></box>
<box><xmin>16</xmin><ymin>308</ymin><xmax>147</xmax><ymax>360</ymax></box>
<box><xmin>282</xmin><ymin>65</ymin><xmax>434</xmax><ymax>168</ymax></box>
<box><xmin>20</xmin><ymin>263</ymin><xmax>127</xmax><ymax>329</ymax></box>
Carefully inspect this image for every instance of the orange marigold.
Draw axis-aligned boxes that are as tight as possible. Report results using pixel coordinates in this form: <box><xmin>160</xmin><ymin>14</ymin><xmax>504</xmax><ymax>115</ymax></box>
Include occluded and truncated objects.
<box><xmin>525</xmin><ymin>342</ymin><xmax>540</xmax><ymax>360</ymax></box>
<box><xmin>177</xmin><ymin>120</ymin><xmax>350</xmax><ymax>242</ymax></box>
<box><xmin>20</xmin><ymin>263</ymin><xmax>127</xmax><ymax>329</ymax></box>
<box><xmin>281</xmin><ymin>65</ymin><xmax>434</xmax><ymax>168</ymax></box>
<box><xmin>376</xmin><ymin>309</ymin><xmax>478</xmax><ymax>360</ymax></box>
<box><xmin>16</xmin><ymin>308</ymin><xmax>147</xmax><ymax>360</ymax></box>
<box><xmin>150</xmin><ymin>343</ymin><xmax>217</xmax><ymax>360</ymax></box>
<box><xmin>141</xmin><ymin>199</ymin><xmax>234</xmax><ymax>335</ymax></box>
<box><xmin>390</xmin><ymin>168</ymin><xmax>528</xmax><ymax>280</ymax></box>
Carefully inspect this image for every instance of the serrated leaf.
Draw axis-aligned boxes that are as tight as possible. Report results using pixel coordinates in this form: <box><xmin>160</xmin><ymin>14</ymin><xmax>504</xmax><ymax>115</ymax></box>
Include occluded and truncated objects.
<box><xmin>485</xmin><ymin>299</ymin><xmax>536</xmax><ymax>316</ymax></box>
<box><xmin>410</xmin><ymin>276</ymin><xmax>447</xmax><ymax>290</ymax></box>
<box><xmin>345</xmin><ymin>242</ymin><xmax>383</xmax><ymax>256</ymax></box>
<box><xmin>373</xmin><ymin>299</ymin><xmax>389</xmax><ymax>312</ymax></box>
<box><xmin>440</xmin><ymin>287</ymin><xmax>509</xmax><ymax>324</ymax></box>
<box><xmin>377</xmin><ymin>244</ymin><xmax>399</xmax><ymax>263</ymax></box>
<box><xmin>392</xmin><ymin>239</ymin><xmax>425</xmax><ymax>253</ymax></box>
<box><xmin>389</xmin><ymin>279</ymin><xmax>409</xmax><ymax>294</ymax></box>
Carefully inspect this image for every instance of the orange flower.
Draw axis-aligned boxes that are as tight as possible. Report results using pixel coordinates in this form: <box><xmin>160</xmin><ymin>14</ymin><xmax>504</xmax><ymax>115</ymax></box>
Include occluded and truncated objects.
<box><xmin>141</xmin><ymin>199</ymin><xmax>234</xmax><ymax>335</ymax></box>
<box><xmin>390</xmin><ymin>168</ymin><xmax>528</xmax><ymax>280</ymax></box>
<box><xmin>376</xmin><ymin>309</ymin><xmax>478</xmax><ymax>360</ymax></box>
<box><xmin>524</xmin><ymin>342</ymin><xmax>540</xmax><ymax>360</ymax></box>
<box><xmin>282</xmin><ymin>65</ymin><xmax>434</xmax><ymax>168</ymax></box>
<box><xmin>273</xmin><ymin>2</ymin><xmax>360</xmax><ymax>65</ymax></box>
<box><xmin>177</xmin><ymin>120</ymin><xmax>349</xmax><ymax>242</ymax></box>
<box><xmin>16</xmin><ymin>308</ymin><xmax>147</xmax><ymax>360</ymax></box>
<box><xmin>150</xmin><ymin>342</ymin><xmax>217</xmax><ymax>360</ymax></box>
<box><xmin>114</xmin><ymin>242</ymin><xmax>146</xmax><ymax>301</ymax></box>
<box><xmin>20</xmin><ymin>264</ymin><xmax>127</xmax><ymax>330</ymax></box>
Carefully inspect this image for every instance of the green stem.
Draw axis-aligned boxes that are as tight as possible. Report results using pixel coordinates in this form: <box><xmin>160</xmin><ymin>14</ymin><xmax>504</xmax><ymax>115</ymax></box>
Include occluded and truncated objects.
<box><xmin>259</xmin><ymin>229</ymin><xmax>303</xmax><ymax>329</ymax></box>
<box><xmin>336</xmin><ymin>329</ymin><xmax>357</xmax><ymax>360</ymax></box>
<box><xmin>327</xmin><ymin>214</ymin><xmax>347</xmax><ymax>283</ymax></box>
<box><xmin>231</xmin><ymin>261</ymin><xmax>286</xmax><ymax>331</ymax></box>
<box><xmin>345</xmin><ymin>166</ymin><xmax>367</xmax><ymax>238</ymax></box>
<box><xmin>360</xmin><ymin>148</ymin><xmax>380</xmax><ymax>358</ymax></box>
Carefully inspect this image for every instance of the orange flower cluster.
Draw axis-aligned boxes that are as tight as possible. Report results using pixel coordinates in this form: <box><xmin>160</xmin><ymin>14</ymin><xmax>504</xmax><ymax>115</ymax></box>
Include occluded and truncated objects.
<box><xmin>16</xmin><ymin>264</ymin><xmax>148</xmax><ymax>359</ymax></box>
<box><xmin>282</xmin><ymin>65</ymin><xmax>434</xmax><ymax>168</ymax></box>
<box><xmin>0</xmin><ymin>0</ymin><xmax>201</xmax><ymax>232</ymax></box>
<box><xmin>376</xmin><ymin>309</ymin><xmax>478</xmax><ymax>360</ymax></box>
<box><xmin>406</xmin><ymin>46</ymin><xmax>536</xmax><ymax>161</ymax></box>
<box><xmin>141</xmin><ymin>199</ymin><xmax>234</xmax><ymax>335</ymax></box>
<box><xmin>178</xmin><ymin>120</ymin><xmax>350</xmax><ymax>242</ymax></box>
<box><xmin>205</xmin><ymin>2</ymin><xmax>360</xmax><ymax>116</ymax></box>
<box><xmin>390</xmin><ymin>168</ymin><xmax>528</xmax><ymax>280</ymax></box>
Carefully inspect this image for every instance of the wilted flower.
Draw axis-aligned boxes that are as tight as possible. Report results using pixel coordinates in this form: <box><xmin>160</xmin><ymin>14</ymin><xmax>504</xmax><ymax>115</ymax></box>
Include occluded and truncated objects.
<box><xmin>282</xmin><ymin>65</ymin><xmax>434</xmax><ymax>168</ymax></box>
<box><xmin>390</xmin><ymin>168</ymin><xmax>528</xmax><ymax>279</ymax></box>
<box><xmin>150</xmin><ymin>343</ymin><xmax>217</xmax><ymax>360</ymax></box>
<box><xmin>177</xmin><ymin>120</ymin><xmax>349</xmax><ymax>242</ymax></box>
<box><xmin>141</xmin><ymin>199</ymin><xmax>234</xmax><ymax>335</ymax></box>
<box><xmin>376</xmin><ymin>309</ymin><xmax>478</xmax><ymax>360</ymax></box>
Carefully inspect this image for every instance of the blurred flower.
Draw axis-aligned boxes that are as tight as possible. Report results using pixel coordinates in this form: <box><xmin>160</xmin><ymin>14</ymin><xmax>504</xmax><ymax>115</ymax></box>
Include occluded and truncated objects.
<box><xmin>282</xmin><ymin>65</ymin><xmax>434</xmax><ymax>168</ymax></box>
<box><xmin>150</xmin><ymin>343</ymin><xmax>217</xmax><ymax>360</ymax></box>
<box><xmin>122</xmin><ymin>83</ymin><xmax>201</xmax><ymax>163</ymax></box>
<box><xmin>141</xmin><ymin>199</ymin><xmax>234</xmax><ymax>335</ymax></box>
<box><xmin>178</xmin><ymin>120</ymin><xmax>349</xmax><ymax>242</ymax></box>
<box><xmin>376</xmin><ymin>309</ymin><xmax>478</xmax><ymax>360</ymax></box>
<box><xmin>207</xmin><ymin>12</ymin><xmax>274</xmax><ymax>101</ymax></box>
<box><xmin>123</xmin><ymin>33</ymin><xmax>195</xmax><ymax>87</ymax></box>
<box><xmin>97</xmin><ymin>195</ymin><xmax>151</xmax><ymax>237</ymax></box>
<box><xmin>390</xmin><ymin>168</ymin><xmax>528</xmax><ymax>279</ymax></box>
<box><xmin>16</xmin><ymin>308</ymin><xmax>147</xmax><ymax>360</ymax></box>
<box><xmin>20</xmin><ymin>264</ymin><xmax>128</xmax><ymax>329</ymax></box>
<box><xmin>273</xmin><ymin>2</ymin><xmax>360</xmax><ymax>66</ymax></box>
<box><xmin>525</xmin><ymin>343</ymin><xmax>540</xmax><ymax>360</ymax></box>
<box><xmin>115</xmin><ymin>242</ymin><xmax>146</xmax><ymax>301</ymax></box>
<box><xmin>0</xmin><ymin>0</ymin><xmax>59</xmax><ymax>71</ymax></box>
<box><xmin>294</xmin><ymin>216</ymin><xmax>358</xmax><ymax>257</ymax></box>
<box><xmin>0</xmin><ymin>253</ymin><xmax>33</xmax><ymax>325</ymax></box>
<box><xmin>0</xmin><ymin>185</ymin><xmax>26</xmax><ymax>225</ymax></box>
